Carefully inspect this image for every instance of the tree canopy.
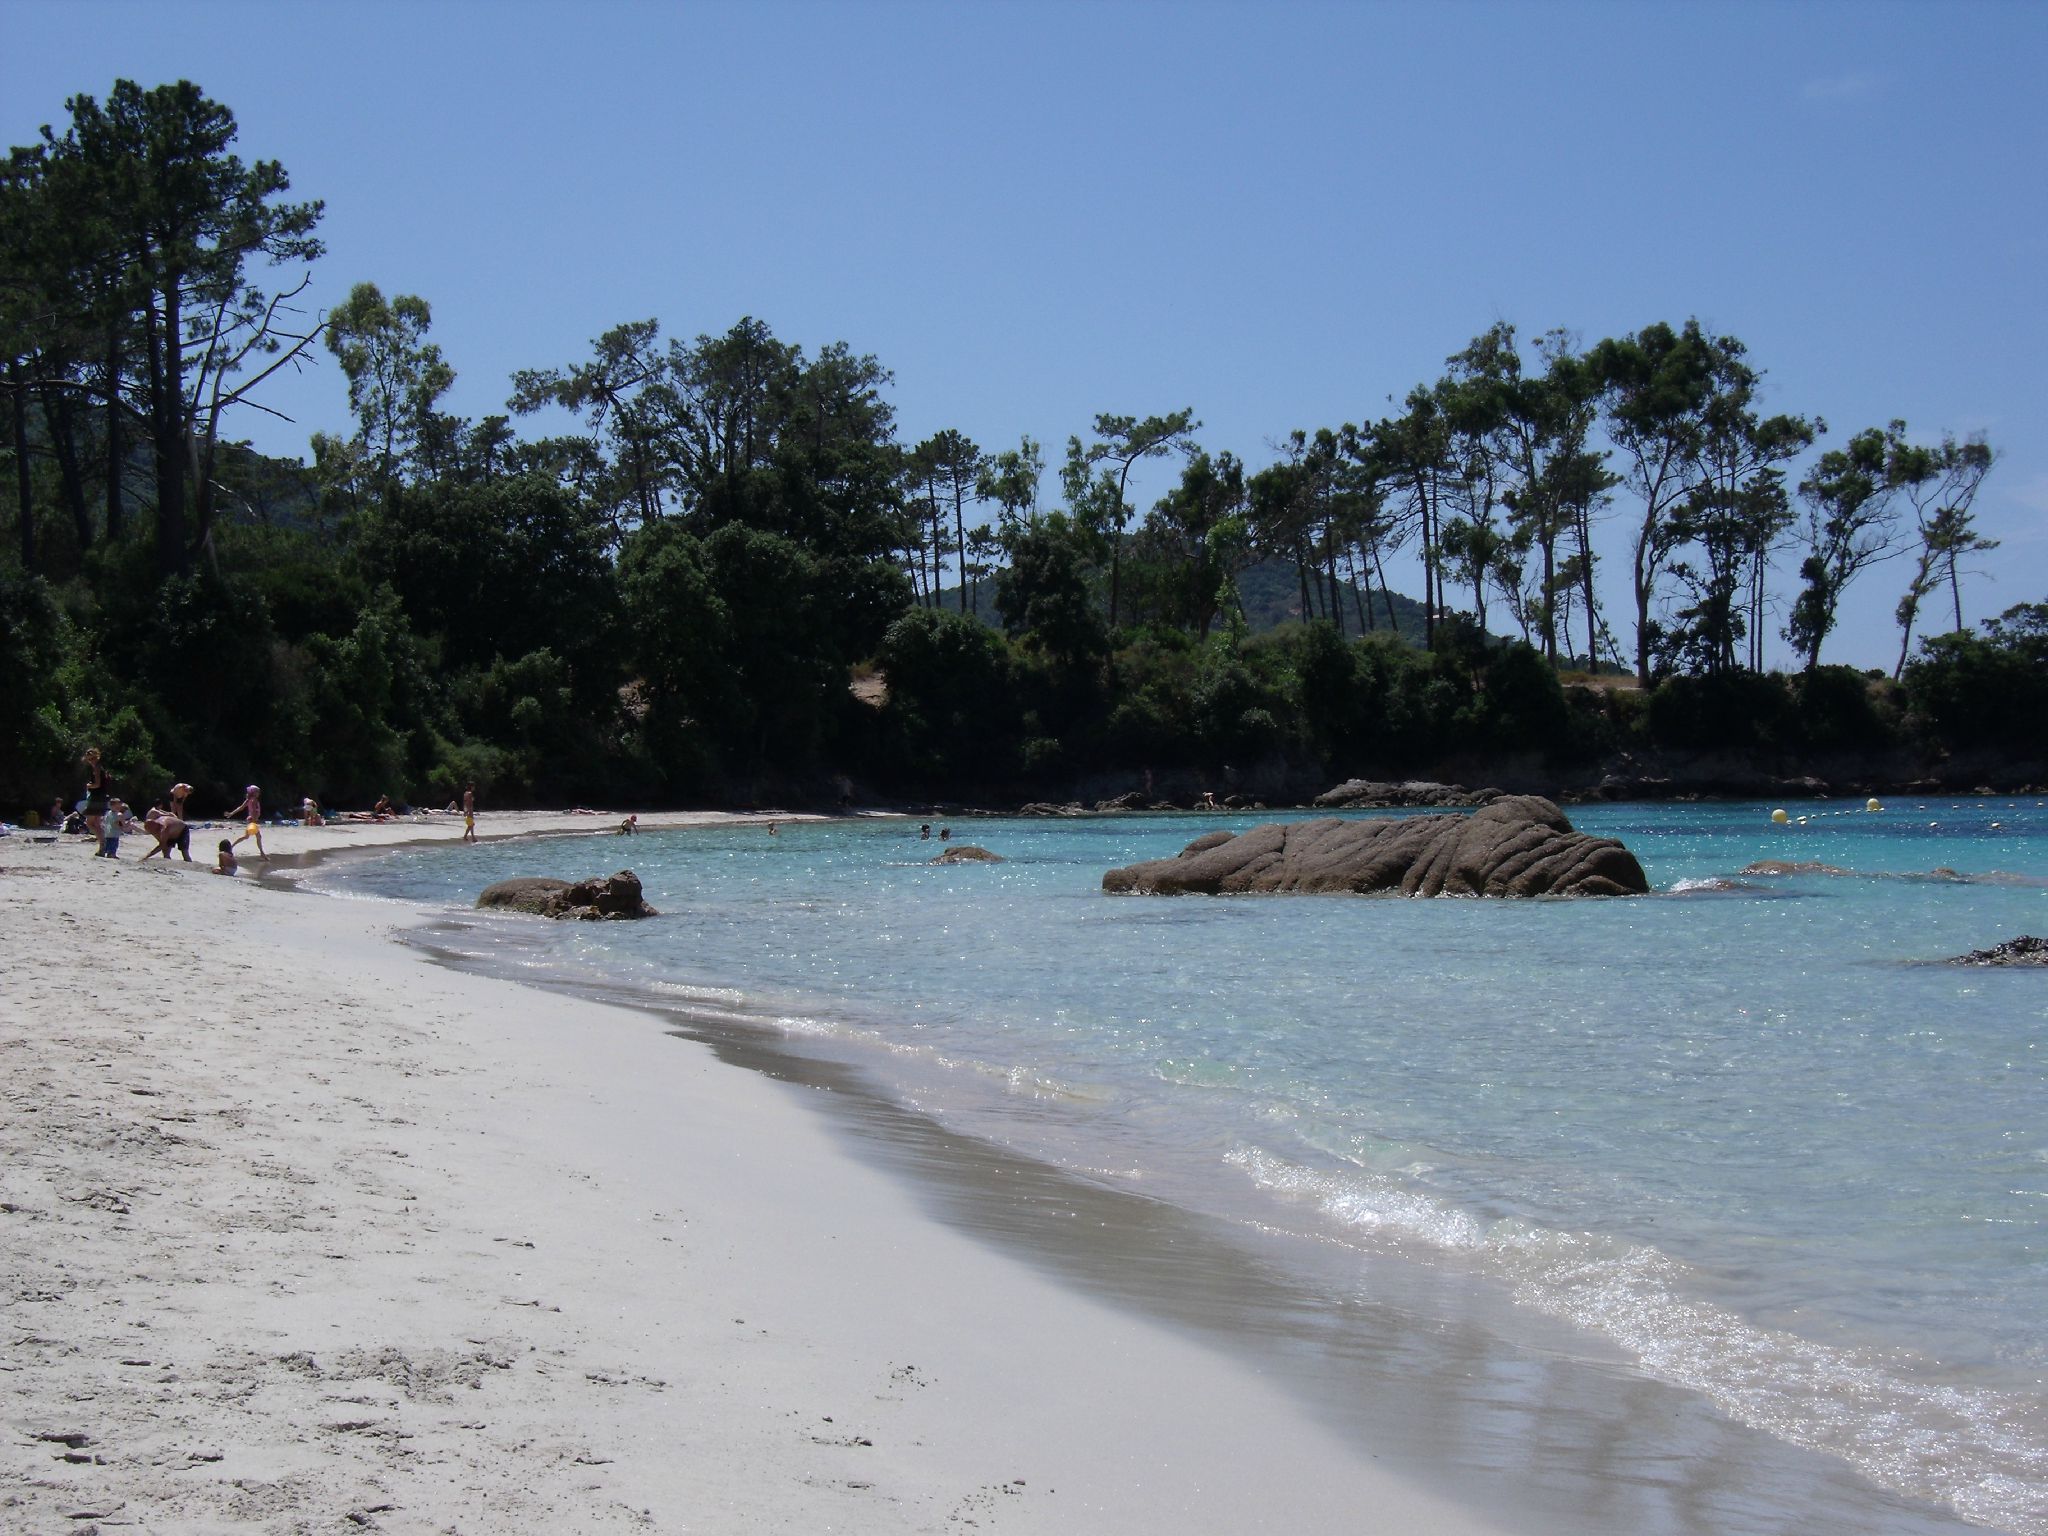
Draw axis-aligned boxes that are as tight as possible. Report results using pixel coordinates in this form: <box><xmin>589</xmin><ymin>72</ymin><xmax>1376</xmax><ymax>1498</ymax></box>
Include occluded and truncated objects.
<box><xmin>0</xmin><ymin>77</ymin><xmax>2027</xmax><ymax>815</ymax></box>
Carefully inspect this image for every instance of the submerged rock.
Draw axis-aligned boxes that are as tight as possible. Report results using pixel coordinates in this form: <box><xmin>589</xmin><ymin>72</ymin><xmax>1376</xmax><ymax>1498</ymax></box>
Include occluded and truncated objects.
<box><xmin>477</xmin><ymin>869</ymin><xmax>658</xmax><ymax>920</ymax></box>
<box><xmin>932</xmin><ymin>845</ymin><xmax>1003</xmax><ymax>864</ymax></box>
<box><xmin>1947</xmin><ymin>935</ymin><xmax>2048</xmax><ymax>967</ymax></box>
<box><xmin>1102</xmin><ymin>795</ymin><xmax>1649</xmax><ymax>898</ymax></box>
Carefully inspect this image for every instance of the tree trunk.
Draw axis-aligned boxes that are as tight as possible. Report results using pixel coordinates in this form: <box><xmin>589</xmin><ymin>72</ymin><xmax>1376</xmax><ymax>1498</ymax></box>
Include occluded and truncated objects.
<box><xmin>1577</xmin><ymin>505</ymin><xmax>1598</xmax><ymax>669</ymax></box>
<box><xmin>1414</xmin><ymin>474</ymin><xmax>1436</xmax><ymax>649</ymax></box>
<box><xmin>630</xmin><ymin>433</ymin><xmax>654</xmax><ymax>526</ymax></box>
<box><xmin>9</xmin><ymin>362</ymin><xmax>34</xmax><ymax>570</ymax></box>
<box><xmin>953</xmin><ymin>487</ymin><xmax>968</xmax><ymax>615</ymax></box>
<box><xmin>44</xmin><ymin>386</ymin><xmax>93</xmax><ymax>551</ymax></box>
<box><xmin>105</xmin><ymin>328</ymin><xmax>124</xmax><ymax>541</ymax></box>
<box><xmin>1328</xmin><ymin>531</ymin><xmax>1347</xmax><ymax>636</ymax></box>
<box><xmin>146</xmin><ymin>291</ymin><xmax>189</xmax><ymax>576</ymax></box>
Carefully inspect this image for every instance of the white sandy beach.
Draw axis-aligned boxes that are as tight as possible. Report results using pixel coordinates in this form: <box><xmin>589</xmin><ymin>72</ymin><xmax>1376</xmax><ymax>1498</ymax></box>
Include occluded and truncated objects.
<box><xmin>1</xmin><ymin>811</ymin><xmax>1508</xmax><ymax>1535</ymax></box>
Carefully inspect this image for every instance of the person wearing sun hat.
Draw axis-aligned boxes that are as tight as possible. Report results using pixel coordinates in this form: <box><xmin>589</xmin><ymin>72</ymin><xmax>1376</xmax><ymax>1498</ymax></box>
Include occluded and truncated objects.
<box><xmin>223</xmin><ymin>783</ymin><xmax>267</xmax><ymax>861</ymax></box>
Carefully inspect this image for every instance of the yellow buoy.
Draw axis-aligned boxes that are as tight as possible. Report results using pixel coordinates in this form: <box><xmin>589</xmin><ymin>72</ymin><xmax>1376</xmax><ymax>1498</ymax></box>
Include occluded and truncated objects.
<box><xmin>1771</xmin><ymin>808</ymin><xmax>1789</xmax><ymax>824</ymax></box>
<box><xmin>1866</xmin><ymin>798</ymin><xmax>1882</xmax><ymax>812</ymax></box>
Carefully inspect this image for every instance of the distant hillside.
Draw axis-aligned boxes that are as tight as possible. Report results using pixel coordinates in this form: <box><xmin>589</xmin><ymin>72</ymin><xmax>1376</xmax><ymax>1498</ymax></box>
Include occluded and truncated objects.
<box><xmin>1233</xmin><ymin>559</ymin><xmax>1433</xmax><ymax>639</ymax></box>
<box><xmin>926</xmin><ymin>557</ymin><xmax>1440</xmax><ymax>645</ymax></box>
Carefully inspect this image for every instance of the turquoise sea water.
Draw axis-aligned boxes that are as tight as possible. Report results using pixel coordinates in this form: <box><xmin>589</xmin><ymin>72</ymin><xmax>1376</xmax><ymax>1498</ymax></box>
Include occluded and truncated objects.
<box><xmin>322</xmin><ymin>799</ymin><xmax>2048</xmax><ymax>1530</ymax></box>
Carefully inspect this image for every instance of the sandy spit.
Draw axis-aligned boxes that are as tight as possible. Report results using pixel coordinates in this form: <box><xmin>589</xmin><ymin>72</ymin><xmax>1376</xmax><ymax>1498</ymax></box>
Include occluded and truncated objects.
<box><xmin>1</xmin><ymin>812</ymin><xmax>1502</xmax><ymax>1535</ymax></box>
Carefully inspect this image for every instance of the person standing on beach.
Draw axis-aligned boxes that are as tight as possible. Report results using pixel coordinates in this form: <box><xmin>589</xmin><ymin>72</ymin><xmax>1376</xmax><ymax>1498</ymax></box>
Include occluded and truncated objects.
<box><xmin>462</xmin><ymin>783</ymin><xmax>477</xmax><ymax>843</ymax></box>
<box><xmin>224</xmin><ymin>784</ymin><xmax>267</xmax><ymax>860</ymax></box>
<box><xmin>96</xmin><ymin>797</ymin><xmax>127</xmax><ymax>858</ymax></box>
<box><xmin>81</xmin><ymin>748</ymin><xmax>111</xmax><ymax>844</ymax></box>
<box><xmin>164</xmin><ymin>783</ymin><xmax>195</xmax><ymax>860</ymax></box>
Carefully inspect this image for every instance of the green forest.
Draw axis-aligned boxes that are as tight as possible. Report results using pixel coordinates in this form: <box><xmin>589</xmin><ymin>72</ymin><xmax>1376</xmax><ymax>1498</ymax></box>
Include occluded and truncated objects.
<box><xmin>3</xmin><ymin>80</ymin><xmax>2042</xmax><ymax>815</ymax></box>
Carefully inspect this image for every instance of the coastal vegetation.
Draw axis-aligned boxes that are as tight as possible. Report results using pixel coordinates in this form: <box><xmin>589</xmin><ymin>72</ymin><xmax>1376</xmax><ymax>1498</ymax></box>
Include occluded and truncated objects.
<box><xmin>1</xmin><ymin>79</ymin><xmax>2033</xmax><ymax>812</ymax></box>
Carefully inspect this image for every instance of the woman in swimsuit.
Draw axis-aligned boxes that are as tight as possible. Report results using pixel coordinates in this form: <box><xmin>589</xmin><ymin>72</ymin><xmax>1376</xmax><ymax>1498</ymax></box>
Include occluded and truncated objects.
<box><xmin>82</xmin><ymin>748</ymin><xmax>111</xmax><ymax>843</ymax></box>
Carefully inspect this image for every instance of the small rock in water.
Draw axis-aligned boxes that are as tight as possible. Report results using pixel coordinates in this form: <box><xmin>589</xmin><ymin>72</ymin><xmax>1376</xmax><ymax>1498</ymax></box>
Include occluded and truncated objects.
<box><xmin>931</xmin><ymin>845</ymin><xmax>1002</xmax><ymax>864</ymax></box>
<box><xmin>1946</xmin><ymin>936</ymin><xmax>2048</xmax><ymax>967</ymax></box>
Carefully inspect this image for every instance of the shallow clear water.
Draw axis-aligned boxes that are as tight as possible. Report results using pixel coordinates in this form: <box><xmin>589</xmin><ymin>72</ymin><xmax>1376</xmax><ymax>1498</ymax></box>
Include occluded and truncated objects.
<box><xmin>324</xmin><ymin>799</ymin><xmax>2048</xmax><ymax>1530</ymax></box>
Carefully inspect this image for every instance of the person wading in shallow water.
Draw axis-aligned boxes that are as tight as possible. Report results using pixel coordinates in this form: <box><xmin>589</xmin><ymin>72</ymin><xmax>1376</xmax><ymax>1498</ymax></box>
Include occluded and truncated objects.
<box><xmin>462</xmin><ymin>783</ymin><xmax>478</xmax><ymax>844</ymax></box>
<box><xmin>224</xmin><ymin>784</ymin><xmax>267</xmax><ymax>860</ymax></box>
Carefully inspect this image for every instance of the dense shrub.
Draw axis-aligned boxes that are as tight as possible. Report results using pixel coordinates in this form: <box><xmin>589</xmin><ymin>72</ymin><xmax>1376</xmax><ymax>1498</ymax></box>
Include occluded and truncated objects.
<box><xmin>1639</xmin><ymin>669</ymin><xmax>1794</xmax><ymax>754</ymax></box>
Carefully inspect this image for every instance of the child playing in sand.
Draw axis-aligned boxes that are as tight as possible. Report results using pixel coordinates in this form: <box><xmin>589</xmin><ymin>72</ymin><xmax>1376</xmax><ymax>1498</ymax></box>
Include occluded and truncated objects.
<box><xmin>216</xmin><ymin>838</ymin><xmax>238</xmax><ymax>875</ymax></box>
<box><xmin>223</xmin><ymin>785</ymin><xmax>267</xmax><ymax>860</ymax></box>
<box><xmin>616</xmin><ymin>814</ymin><xmax>638</xmax><ymax>835</ymax></box>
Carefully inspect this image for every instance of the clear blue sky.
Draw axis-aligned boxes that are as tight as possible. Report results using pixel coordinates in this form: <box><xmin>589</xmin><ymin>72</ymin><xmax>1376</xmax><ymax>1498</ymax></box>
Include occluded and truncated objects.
<box><xmin>7</xmin><ymin>0</ymin><xmax>2043</xmax><ymax>669</ymax></box>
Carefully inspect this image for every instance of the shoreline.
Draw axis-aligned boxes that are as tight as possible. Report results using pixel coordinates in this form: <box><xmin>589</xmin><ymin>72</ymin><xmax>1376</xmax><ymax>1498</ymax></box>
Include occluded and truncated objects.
<box><xmin>1</xmin><ymin>813</ymin><xmax>1520</xmax><ymax>1534</ymax></box>
<box><xmin>0</xmin><ymin>815</ymin><xmax>1995</xmax><ymax>1533</ymax></box>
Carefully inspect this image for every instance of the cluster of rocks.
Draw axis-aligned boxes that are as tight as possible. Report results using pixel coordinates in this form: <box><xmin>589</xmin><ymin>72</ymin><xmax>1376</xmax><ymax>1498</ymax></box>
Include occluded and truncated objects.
<box><xmin>476</xmin><ymin>870</ymin><xmax>658</xmax><ymax>920</ymax></box>
<box><xmin>1946</xmin><ymin>936</ymin><xmax>2048</xmax><ymax>967</ymax></box>
<box><xmin>1102</xmin><ymin>795</ymin><xmax>1649</xmax><ymax>898</ymax></box>
<box><xmin>931</xmin><ymin>845</ymin><xmax>1003</xmax><ymax>864</ymax></box>
<box><xmin>1311</xmin><ymin>779</ymin><xmax>1502</xmax><ymax>810</ymax></box>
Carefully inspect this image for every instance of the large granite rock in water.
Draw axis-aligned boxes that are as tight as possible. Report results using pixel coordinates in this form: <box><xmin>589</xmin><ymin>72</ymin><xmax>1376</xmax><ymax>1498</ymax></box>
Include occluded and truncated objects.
<box><xmin>476</xmin><ymin>876</ymin><xmax>571</xmax><ymax>915</ymax></box>
<box><xmin>1102</xmin><ymin>796</ymin><xmax>1648</xmax><ymax>898</ymax></box>
<box><xmin>477</xmin><ymin>870</ymin><xmax>658</xmax><ymax>920</ymax></box>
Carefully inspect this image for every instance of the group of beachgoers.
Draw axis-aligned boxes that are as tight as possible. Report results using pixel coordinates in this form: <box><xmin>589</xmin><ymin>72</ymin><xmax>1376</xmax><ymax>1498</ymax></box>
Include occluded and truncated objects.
<box><xmin>59</xmin><ymin>749</ymin><xmax>482</xmax><ymax>870</ymax></box>
<box><xmin>66</xmin><ymin>750</ymin><xmax>260</xmax><ymax>873</ymax></box>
